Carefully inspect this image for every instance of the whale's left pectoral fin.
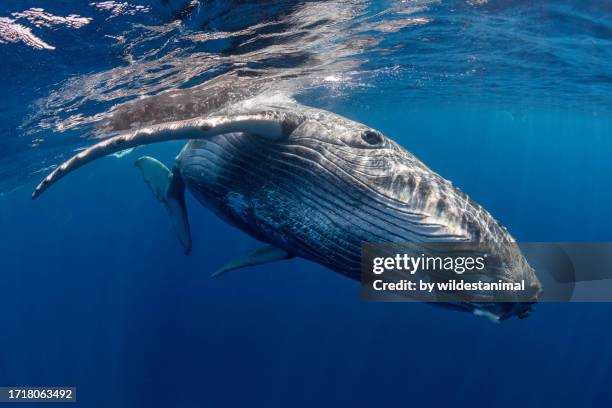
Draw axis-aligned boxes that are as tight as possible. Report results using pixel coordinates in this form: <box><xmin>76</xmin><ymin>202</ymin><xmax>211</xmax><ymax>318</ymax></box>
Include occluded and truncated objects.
<box><xmin>212</xmin><ymin>245</ymin><xmax>294</xmax><ymax>278</ymax></box>
<box><xmin>32</xmin><ymin>111</ymin><xmax>303</xmax><ymax>199</ymax></box>
<box><xmin>135</xmin><ymin>156</ymin><xmax>192</xmax><ymax>254</ymax></box>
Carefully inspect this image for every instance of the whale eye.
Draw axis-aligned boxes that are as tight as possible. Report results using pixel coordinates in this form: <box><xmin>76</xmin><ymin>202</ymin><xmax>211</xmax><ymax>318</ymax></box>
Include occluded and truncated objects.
<box><xmin>361</xmin><ymin>130</ymin><xmax>383</xmax><ymax>146</ymax></box>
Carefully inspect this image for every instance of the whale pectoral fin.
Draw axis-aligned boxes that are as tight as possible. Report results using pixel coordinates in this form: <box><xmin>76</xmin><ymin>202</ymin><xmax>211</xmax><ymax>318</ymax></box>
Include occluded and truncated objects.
<box><xmin>165</xmin><ymin>166</ymin><xmax>192</xmax><ymax>255</ymax></box>
<box><xmin>32</xmin><ymin>111</ymin><xmax>303</xmax><ymax>199</ymax></box>
<box><xmin>134</xmin><ymin>156</ymin><xmax>172</xmax><ymax>201</ymax></box>
<box><xmin>135</xmin><ymin>156</ymin><xmax>192</xmax><ymax>255</ymax></box>
<box><xmin>211</xmin><ymin>245</ymin><xmax>294</xmax><ymax>278</ymax></box>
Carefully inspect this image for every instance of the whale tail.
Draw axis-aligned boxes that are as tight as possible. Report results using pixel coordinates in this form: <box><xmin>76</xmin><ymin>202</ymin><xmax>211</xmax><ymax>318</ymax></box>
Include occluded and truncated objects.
<box><xmin>135</xmin><ymin>156</ymin><xmax>192</xmax><ymax>254</ymax></box>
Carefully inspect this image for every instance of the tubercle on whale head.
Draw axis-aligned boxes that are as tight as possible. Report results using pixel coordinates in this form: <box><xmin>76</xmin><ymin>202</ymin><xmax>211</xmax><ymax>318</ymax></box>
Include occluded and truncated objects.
<box><xmin>281</xmin><ymin>112</ymin><xmax>304</xmax><ymax>138</ymax></box>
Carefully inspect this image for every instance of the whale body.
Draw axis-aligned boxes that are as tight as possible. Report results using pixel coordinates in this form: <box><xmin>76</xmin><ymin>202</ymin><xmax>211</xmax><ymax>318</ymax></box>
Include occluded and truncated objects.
<box><xmin>32</xmin><ymin>95</ymin><xmax>542</xmax><ymax>320</ymax></box>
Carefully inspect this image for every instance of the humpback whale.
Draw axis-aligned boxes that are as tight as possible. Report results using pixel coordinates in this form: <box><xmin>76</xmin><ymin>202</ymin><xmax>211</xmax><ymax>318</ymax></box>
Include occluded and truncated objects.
<box><xmin>32</xmin><ymin>93</ymin><xmax>542</xmax><ymax>320</ymax></box>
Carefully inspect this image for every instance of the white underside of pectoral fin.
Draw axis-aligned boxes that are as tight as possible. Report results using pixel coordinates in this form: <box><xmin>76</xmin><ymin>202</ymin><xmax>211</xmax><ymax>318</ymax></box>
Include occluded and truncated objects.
<box><xmin>211</xmin><ymin>245</ymin><xmax>294</xmax><ymax>278</ymax></box>
<box><xmin>134</xmin><ymin>156</ymin><xmax>171</xmax><ymax>201</ymax></box>
<box><xmin>135</xmin><ymin>156</ymin><xmax>192</xmax><ymax>255</ymax></box>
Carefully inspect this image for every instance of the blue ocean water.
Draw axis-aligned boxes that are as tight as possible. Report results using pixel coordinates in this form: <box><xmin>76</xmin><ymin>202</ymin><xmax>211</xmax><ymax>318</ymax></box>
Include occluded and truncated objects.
<box><xmin>1</xmin><ymin>1</ymin><xmax>612</xmax><ymax>407</ymax></box>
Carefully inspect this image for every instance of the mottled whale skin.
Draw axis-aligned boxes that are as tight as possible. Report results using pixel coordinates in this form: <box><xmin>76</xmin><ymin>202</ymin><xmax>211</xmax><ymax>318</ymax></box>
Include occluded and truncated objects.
<box><xmin>32</xmin><ymin>96</ymin><xmax>542</xmax><ymax>320</ymax></box>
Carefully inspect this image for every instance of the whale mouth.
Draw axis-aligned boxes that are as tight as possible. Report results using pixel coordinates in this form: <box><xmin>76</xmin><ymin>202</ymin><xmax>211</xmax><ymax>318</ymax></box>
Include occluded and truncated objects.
<box><xmin>475</xmin><ymin>302</ymin><xmax>537</xmax><ymax>322</ymax></box>
<box><xmin>436</xmin><ymin>301</ymin><xmax>537</xmax><ymax>322</ymax></box>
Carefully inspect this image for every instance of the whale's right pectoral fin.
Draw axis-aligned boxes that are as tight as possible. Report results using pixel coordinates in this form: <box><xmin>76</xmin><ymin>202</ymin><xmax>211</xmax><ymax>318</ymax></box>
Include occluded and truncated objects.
<box><xmin>135</xmin><ymin>156</ymin><xmax>192</xmax><ymax>254</ymax></box>
<box><xmin>211</xmin><ymin>245</ymin><xmax>294</xmax><ymax>278</ymax></box>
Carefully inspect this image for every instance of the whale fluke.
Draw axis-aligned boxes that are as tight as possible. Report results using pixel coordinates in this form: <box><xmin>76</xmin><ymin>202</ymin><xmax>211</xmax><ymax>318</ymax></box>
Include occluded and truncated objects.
<box><xmin>32</xmin><ymin>111</ymin><xmax>303</xmax><ymax>199</ymax></box>
<box><xmin>135</xmin><ymin>156</ymin><xmax>192</xmax><ymax>254</ymax></box>
<box><xmin>211</xmin><ymin>245</ymin><xmax>294</xmax><ymax>278</ymax></box>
